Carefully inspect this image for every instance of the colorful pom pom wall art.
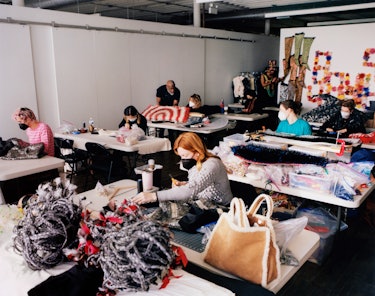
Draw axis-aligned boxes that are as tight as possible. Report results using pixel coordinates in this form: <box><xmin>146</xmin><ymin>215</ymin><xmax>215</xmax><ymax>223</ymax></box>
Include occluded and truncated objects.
<box><xmin>282</xmin><ymin>30</ymin><xmax>375</xmax><ymax>107</ymax></box>
<box><xmin>307</xmin><ymin>49</ymin><xmax>375</xmax><ymax>106</ymax></box>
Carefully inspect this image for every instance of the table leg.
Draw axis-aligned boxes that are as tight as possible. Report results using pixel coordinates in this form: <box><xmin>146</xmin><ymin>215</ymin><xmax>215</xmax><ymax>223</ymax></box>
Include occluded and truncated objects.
<box><xmin>0</xmin><ymin>184</ymin><xmax>5</xmax><ymax>205</ymax></box>
<box><xmin>335</xmin><ymin>206</ymin><xmax>342</xmax><ymax>232</ymax></box>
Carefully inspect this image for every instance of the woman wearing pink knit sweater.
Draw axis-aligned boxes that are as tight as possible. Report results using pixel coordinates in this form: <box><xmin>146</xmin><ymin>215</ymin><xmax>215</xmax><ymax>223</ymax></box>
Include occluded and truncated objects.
<box><xmin>13</xmin><ymin>107</ymin><xmax>55</xmax><ymax>156</ymax></box>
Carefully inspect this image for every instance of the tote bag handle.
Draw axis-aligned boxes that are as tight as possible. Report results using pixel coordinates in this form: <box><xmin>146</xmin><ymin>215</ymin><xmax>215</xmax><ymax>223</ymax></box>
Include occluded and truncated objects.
<box><xmin>248</xmin><ymin>194</ymin><xmax>274</xmax><ymax>219</ymax></box>
<box><xmin>229</xmin><ymin>197</ymin><xmax>250</xmax><ymax>229</ymax></box>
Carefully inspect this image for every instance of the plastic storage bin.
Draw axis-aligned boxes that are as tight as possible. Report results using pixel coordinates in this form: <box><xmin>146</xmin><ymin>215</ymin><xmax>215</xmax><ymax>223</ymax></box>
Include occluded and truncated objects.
<box><xmin>296</xmin><ymin>207</ymin><xmax>347</xmax><ymax>265</ymax></box>
<box><xmin>289</xmin><ymin>172</ymin><xmax>335</xmax><ymax>194</ymax></box>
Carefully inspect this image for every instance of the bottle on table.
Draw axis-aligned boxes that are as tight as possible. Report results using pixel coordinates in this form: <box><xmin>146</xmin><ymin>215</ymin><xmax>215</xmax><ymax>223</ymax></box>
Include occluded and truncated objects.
<box><xmin>88</xmin><ymin>117</ymin><xmax>95</xmax><ymax>133</ymax></box>
<box><xmin>220</xmin><ymin>99</ymin><xmax>225</xmax><ymax>114</ymax></box>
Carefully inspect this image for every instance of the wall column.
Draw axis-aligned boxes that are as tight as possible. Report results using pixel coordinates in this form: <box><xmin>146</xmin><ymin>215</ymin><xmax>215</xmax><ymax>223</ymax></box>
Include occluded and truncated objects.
<box><xmin>193</xmin><ymin>1</ymin><xmax>201</xmax><ymax>27</ymax></box>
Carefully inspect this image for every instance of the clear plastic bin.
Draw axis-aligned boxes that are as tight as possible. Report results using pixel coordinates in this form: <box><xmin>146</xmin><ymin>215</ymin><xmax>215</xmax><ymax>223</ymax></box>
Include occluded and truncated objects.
<box><xmin>289</xmin><ymin>172</ymin><xmax>335</xmax><ymax>194</ymax></box>
<box><xmin>296</xmin><ymin>207</ymin><xmax>348</xmax><ymax>265</ymax></box>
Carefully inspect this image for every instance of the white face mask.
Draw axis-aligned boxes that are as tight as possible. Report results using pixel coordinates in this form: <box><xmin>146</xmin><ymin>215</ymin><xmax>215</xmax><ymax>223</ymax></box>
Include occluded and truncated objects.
<box><xmin>278</xmin><ymin>111</ymin><xmax>287</xmax><ymax>121</ymax></box>
<box><xmin>189</xmin><ymin>101</ymin><xmax>195</xmax><ymax>107</ymax></box>
<box><xmin>341</xmin><ymin>111</ymin><xmax>350</xmax><ymax>119</ymax></box>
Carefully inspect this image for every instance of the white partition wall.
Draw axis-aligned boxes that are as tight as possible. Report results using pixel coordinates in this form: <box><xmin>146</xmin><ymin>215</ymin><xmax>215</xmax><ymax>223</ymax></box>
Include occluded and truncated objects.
<box><xmin>93</xmin><ymin>31</ymin><xmax>131</xmax><ymax>130</ymax></box>
<box><xmin>0</xmin><ymin>5</ymin><xmax>279</xmax><ymax>135</ymax></box>
<box><xmin>128</xmin><ymin>34</ymin><xmax>205</xmax><ymax>113</ymax></box>
<box><xmin>0</xmin><ymin>23</ymin><xmax>37</xmax><ymax>140</ymax></box>
<box><xmin>53</xmin><ymin>28</ymin><xmax>98</xmax><ymax>129</ymax></box>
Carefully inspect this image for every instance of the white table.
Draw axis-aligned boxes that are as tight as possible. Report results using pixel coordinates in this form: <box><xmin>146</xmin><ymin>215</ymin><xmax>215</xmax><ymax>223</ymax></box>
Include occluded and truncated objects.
<box><xmin>263</xmin><ymin>106</ymin><xmax>279</xmax><ymax>112</ymax></box>
<box><xmin>212</xmin><ymin>113</ymin><xmax>269</xmax><ymax>134</ymax></box>
<box><xmin>360</xmin><ymin>142</ymin><xmax>375</xmax><ymax>150</ymax></box>
<box><xmin>54</xmin><ymin>132</ymin><xmax>171</xmax><ymax>170</ymax></box>
<box><xmin>75</xmin><ymin>179</ymin><xmax>319</xmax><ymax>294</ymax></box>
<box><xmin>228</xmin><ymin>172</ymin><xmax>374</xmax><ymax>233</ymax></box>
<box><xmin>212</xmin><ymin>112</ymin><xmax>269</xmax><ymax>122</ymax></box>
<box><xmin>73</xmin><ymin>179</ymin><xmax>138</xmax><ymax>210</ymax></box>
<box><xmin>174</xmin><ymin>228</ymin><xmax>319</xmax><ymax>294</ymax></box>
<box><xmin>229</xmin><ymin>174</ymin><xmax>373</xmax><ymax>209</ymax></box>
<box><xmin>0</xmin><ymin>200</ymin><xmax>234</xmax><ymax>296</ymax></box>
<box><xmin>147</xmin><ymin>116</ymin><xmax>229</xmax><ymax>135</ymax></box>
<box><xmin>228</xmin><ymin>103</ymin><xmax>245</xmax><ymax>109</ymax></box>
<box><xmin>54</xmin><ymin>132</ymin><xmax>171</xmax><ymax>155</ymax></box>
<box><xmin>0</xmin><ymin>156</ymin><xmax>65</xmax><ymax>204</ymax></box>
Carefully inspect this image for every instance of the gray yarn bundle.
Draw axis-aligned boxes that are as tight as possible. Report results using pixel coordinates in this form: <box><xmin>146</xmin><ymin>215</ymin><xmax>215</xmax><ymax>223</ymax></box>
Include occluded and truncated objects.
<box><xmin>13</xmin><ymin>178</ymin><xmax>81</xmax><ymax>270</ymax></box>
<box><xmin>99</xmin><ymin>219</ymin><xmax>174</xmax><ymax>292</ymax></box>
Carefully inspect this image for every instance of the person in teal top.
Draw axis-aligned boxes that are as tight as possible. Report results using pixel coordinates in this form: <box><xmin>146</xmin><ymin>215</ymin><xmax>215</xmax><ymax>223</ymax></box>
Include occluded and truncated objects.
<box><xmin>275</xmin><ymin>100</ymin><xmax>312</xmax><ymax>136</ymax></box>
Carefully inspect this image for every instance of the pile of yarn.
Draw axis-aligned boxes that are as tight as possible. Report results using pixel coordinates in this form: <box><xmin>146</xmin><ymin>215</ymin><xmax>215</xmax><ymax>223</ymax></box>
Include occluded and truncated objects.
<box><xmin>13</xmin><ymin>178</ymin><xmax>81</xmax><ymax>270</ymax></box>
<box><xmin>65</xmin><ymin>198</ymin><xmax>175</xmax><ymax>293</ymax></box>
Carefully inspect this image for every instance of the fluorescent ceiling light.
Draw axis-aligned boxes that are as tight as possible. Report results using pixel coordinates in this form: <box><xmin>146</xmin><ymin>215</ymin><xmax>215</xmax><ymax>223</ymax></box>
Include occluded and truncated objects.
<box><xmin>265</xmin><ymin>3</ymin><xmax>375</xmax><ymax>18</ymax></box>
<box><xmin>195</xmin><ymin>0</ymin><xmax>221</xmax><ymax>3</ymax></box>
<box><xmin>307</xmin><ymin>18</ymin><xmax>375</xmax><ymax>27</ymax></box>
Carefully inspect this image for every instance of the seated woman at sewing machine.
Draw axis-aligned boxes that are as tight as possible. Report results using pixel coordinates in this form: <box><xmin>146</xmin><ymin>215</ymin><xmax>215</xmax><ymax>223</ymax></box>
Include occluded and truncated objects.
<box><xmin>275</xmin><ymin>100</ymin><xmax>312</xmax><ymax>136</ymax></box>
<box><xmin>318</xmin><ymin>99</ymin><xmax>366</xmax><ymax>138</ymax></box>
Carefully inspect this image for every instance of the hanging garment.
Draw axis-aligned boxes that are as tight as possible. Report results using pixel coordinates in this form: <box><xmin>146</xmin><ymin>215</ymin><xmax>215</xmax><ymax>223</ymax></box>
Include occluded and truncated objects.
<box><xmin>233</xmin><ymin>76</ymin><xmax>245</xmax><ymax>98</ymax></box>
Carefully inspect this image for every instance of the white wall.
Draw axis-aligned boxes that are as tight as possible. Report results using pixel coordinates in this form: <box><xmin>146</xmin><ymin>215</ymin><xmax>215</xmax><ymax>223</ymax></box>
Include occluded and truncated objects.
<box><xmin>0</xmin><ymin>23</ymin><xmax>38</xmax><ymax>142</ymax></box>
<box><xmin>0</xmin><ymin>5</ymin><xmax>279</xmax><ymax>139</ymax></box>
<box><xmin>280</xmin><ymin>23</ymin><xmax>375</xmax><ymax>113</ymax></box>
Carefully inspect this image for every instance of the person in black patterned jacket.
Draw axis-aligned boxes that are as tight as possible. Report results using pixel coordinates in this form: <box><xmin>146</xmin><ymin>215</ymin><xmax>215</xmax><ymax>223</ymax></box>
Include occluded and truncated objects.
<box><xmin>319</xmin><ymin>99</ymin><xmax>366</xmax><ymax>137</ymax></box>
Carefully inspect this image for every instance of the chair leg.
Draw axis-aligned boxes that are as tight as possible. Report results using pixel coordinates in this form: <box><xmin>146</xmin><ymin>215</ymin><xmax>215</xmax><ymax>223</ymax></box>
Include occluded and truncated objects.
<box><xmin>107</xmin><ymin>162</ymin><xmax>113</xmax><ymax>184</ymax></box>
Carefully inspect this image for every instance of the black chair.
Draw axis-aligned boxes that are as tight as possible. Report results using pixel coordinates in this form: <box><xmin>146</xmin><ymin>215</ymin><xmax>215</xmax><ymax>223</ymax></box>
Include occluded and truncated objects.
<box><xmin>54</xmin><ymin>137</ymin><xmax>88</xmax><ymax>181</ymax></box>
<box><xmin>84</xmin><ymin>142</ymin><xmax>127</xmax><ymax>186</ymax></box>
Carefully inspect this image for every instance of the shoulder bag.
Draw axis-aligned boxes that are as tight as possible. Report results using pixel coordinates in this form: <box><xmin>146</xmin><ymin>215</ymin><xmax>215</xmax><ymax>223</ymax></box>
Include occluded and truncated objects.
<box><xmin>204</xmin><ymin>194</ymin><xmax>281</xmax><ymax>287</ymax></box>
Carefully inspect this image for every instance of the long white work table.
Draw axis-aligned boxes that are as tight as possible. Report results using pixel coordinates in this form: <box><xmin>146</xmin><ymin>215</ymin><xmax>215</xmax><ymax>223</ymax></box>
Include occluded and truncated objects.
<box><xmin>228</xmin><ymin>174</ymin><xmax>373</xmax><ymax>209</ymax></box>
<box><xmin>0</xmin><ymin>156</ymin><xmax>65</xmax><ymax>204</ymax></box>
<box><xmin>54</xmin><ymin>132</ymin><xmax>171</xmax><ymax>170</ymax></box>
<box><xmin>74</xmin><ymin>179</ymin><xmax>319</xmax><ymax>295</ymax></box>
<box><xmin>147</xmin><ymin>116</ymin><xmax>230</xmax><ymax>135</ymax></box>
<box><xmin>54</xmin><ymin>132</ymin><xmax>171</xmax><ymax>155</ymax></box>
<box><xmin>228</xmin><ymin>172</ymin><xmax>374</xmax><ymax>232</ymax></box>
<box><xmin>212</xmin><ymin>112</ymin><xmax>269</xmax><ymax>122</ymax></box>
<box><xmin>0</xmin><ymin>180</ymin><xmax>234</xmax><ymax>296</ymax></box>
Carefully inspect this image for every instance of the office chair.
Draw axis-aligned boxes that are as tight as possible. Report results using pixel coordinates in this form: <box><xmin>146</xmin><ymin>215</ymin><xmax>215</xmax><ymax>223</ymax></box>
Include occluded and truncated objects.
<box><xmin>84</xmin><ymin>142</ymin><xmax>127</xmax><ymax>187</ymax></box>
<box><xmin>54</xmin><ymin>137</ymin><xmax>88</xmax><ymax>181</ymax></box>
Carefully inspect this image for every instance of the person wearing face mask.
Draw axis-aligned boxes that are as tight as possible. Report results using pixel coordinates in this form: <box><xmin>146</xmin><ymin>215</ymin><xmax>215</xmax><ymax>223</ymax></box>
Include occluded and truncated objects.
<box><xmin>118</xmin><ymin>105</ymin><xmax>147</xmax><ymax>134</ymax></box>
<box><xmin>275</xmin><ymin>100</ymin><xmax>312</xmax><ymax>136</ymax></box>
<box><xmin>12</xmin><ymin>107</ymin><xmax>55</xmax><ymax>156</ymax></box>
<box><xmin>319</xmin><ymin>99</ymin><xmax>366</xmax><ymax>138</ymax></box>
<box><xmin>132</xmin><ymin>132</ymin><xmax>233</xmax><ymax>206</ymax></box>
<box><xmin>187</xmin><ymin>94</ymin><xmax>203</xmax><ymax>112</ymax></box>
<box><xmin>186</xmin><ymin>94</ymin><xmax>221</xmax><ymax>116</ymax></box>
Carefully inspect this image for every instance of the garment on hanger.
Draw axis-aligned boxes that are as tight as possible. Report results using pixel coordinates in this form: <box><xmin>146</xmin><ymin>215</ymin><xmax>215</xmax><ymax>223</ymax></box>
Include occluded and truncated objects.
<box><xmin>233</xmin><ymin>76</ymin><xmax>245</xmax><ymax>98</ymax></box>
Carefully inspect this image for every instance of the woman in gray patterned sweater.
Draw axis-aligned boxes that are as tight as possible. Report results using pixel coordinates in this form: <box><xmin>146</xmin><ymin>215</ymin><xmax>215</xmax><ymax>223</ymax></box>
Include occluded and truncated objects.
<box><xmin>132</xmin><ymin>132</ymin><xmax>233</xmax><ymax>206</ymax></box>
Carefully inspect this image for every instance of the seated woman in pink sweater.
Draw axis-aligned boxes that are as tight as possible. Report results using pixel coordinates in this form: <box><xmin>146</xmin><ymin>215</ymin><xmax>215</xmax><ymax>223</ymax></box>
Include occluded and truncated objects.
<box><xmin>13</xmin><ymin>107</ymin><xmax>55</xmax><ymax>156</ymax></box>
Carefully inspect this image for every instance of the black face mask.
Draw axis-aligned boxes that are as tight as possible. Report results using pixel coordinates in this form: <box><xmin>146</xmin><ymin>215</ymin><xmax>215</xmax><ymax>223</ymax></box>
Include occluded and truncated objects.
<box><xmin>181</xmin><ymin>158</ymin><xmax>197</xmax><ymax>170</ymax></box>
<box><xmin>19</xmin><ymin>123</ymin><xmax>28</xmax><ymax>130</ymax></box>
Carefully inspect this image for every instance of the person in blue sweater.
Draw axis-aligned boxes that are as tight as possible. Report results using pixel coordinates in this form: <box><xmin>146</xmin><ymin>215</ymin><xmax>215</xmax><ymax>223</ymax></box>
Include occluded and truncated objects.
<box><xmin>275</xmin><ymin>100</ymin><xmax>312</xmax><ymax>136</ymax></box>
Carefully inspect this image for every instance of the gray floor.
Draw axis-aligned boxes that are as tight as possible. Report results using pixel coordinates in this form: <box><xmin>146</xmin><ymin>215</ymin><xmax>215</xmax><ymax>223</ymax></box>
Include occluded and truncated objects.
<box><xmin>68</xmin><ymin>150</ymin><xmax>375</xmax><ymax>296</ymax></box>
